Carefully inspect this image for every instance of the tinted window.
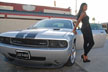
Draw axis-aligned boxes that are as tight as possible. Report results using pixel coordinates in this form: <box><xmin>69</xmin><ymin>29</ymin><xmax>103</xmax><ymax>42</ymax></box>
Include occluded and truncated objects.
<box><xmin>31</xmin><ymin>19</ymin><xmax>73</xmax><ymax>29</ymax></box>
<box><xmin>90</xmin><ymin>24</ymin><xmax>103</xmax><ymax>30</ymax></box>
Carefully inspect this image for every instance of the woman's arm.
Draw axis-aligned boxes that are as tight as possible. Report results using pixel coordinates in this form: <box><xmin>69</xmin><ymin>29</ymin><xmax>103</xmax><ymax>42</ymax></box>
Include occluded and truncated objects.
<box><xmin>73</xmin><ymin>12</ymin><xmax>86</xmax><ymax>34</ymax></box>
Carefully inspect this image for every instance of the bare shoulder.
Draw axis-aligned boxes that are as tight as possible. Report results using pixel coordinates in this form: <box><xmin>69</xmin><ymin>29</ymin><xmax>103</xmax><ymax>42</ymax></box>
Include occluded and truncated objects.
<box><xmin>80</xmin><ymin>12</ymin><xmax>86</xmax><ymax>17</ymax></box>
<box><xmin>77</xmin><ymin>12</ymin><xmax>86</xmax><ymax>21</ymax></box>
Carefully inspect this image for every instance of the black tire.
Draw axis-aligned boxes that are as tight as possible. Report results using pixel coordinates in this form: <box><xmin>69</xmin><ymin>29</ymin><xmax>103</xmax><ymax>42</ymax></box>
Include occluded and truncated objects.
<box><xmin>65</xmin><ymin>43</ymin><xmax>76</xmax><ymax>66</ymax></box>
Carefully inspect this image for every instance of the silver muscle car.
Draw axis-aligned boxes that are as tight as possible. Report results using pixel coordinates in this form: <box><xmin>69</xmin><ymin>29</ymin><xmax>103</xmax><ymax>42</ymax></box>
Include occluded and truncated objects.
<box><xmin>0</xmin><ymin>18</ymin><xmax>106</xmax><ymax>68</ymax></box>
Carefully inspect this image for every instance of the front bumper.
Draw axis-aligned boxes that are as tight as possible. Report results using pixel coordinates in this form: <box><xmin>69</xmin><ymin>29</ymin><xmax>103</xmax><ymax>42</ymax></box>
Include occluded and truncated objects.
<box><xmin>0</xmin><ymin>43</ymin><xmax>70</xmax><ymax>68</ymax></box>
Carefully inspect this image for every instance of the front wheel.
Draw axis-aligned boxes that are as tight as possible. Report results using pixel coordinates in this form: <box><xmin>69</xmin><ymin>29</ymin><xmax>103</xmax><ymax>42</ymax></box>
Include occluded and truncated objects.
<box><xmin>65</xmin><ymin>43</ymin><xmax>76</xmax><ymax>66</ymax></box>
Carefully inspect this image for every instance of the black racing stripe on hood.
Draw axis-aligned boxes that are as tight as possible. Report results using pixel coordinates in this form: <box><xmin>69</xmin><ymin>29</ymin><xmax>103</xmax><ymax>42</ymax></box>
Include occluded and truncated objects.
<box><xmin>16</xmin><ymin>32</ymin><xmax>27</xmax><ymax>38</ymax></box>
<box><xmin>25</xmin><ymin>32</ymin><xmax>38</xmax><ymax>38</ymax></box>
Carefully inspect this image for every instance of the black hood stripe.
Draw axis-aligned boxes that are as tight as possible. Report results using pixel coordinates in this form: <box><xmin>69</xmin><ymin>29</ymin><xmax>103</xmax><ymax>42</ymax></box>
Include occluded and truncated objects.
<box><xmin>25</xmin><ymin>32</ymin><xmax>38</xmax><ymax>38</ymax></box>
<box><xmin>16</xmin><ymin>32</ymin><xmax>27</xmax><ymax>38</ymax></box>
<box><xmin>16</xmin><ymin>31</ymin><xmax>38</xmax><ymax>39</ymax></box>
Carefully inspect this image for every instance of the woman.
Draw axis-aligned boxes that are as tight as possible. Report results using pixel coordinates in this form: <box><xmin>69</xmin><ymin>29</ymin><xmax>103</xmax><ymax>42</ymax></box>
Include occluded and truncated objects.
<box><xmin>73</xmin><ymin>3</ymin><xmax>95</xmax><ymax>62</ymax></box>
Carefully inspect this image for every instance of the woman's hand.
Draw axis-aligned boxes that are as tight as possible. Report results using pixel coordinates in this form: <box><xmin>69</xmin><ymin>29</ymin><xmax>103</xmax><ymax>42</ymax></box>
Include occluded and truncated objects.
<box><xmin>72</xmin><ymin>30</ymin><xmax>77</xmax><ymax>35</ymax></box>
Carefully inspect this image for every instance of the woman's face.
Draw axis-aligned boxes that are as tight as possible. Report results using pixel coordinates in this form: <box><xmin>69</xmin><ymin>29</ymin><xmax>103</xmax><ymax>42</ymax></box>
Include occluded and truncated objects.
<box><xmin>83</xmin><ymin>5</ymin><xmax>87</xmax><ymax>11</ymax></box>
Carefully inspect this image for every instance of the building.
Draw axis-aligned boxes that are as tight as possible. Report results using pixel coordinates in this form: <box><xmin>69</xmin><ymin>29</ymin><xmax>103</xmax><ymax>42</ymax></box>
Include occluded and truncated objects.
<box><xmin>0</xmin><ymin>2</ymin><xmax>76</xmax><ymax>32</ymax></box>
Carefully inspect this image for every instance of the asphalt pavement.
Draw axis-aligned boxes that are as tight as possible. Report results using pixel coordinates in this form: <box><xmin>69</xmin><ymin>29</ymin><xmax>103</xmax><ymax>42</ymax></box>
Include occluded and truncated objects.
<box><xmin>76</xmin><ymin>35</ymin><xmax>108</xmax><ymax>72</ymax></box>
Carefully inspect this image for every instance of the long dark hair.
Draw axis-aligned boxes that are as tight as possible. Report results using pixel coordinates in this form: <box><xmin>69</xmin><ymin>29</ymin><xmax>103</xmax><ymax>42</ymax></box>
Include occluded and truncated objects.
<box><xmin>77</xmin><ymin>3</ymin><xmax>87</xmax><ymax>20</ymax></box>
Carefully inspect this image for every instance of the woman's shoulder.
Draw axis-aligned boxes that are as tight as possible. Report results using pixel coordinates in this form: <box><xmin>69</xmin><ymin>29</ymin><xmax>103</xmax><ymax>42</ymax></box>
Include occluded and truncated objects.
<box><xmin>81</xmin><ymin>12</ymin><xmax>86</xmax><ymax>16</ymax></box>
<box><xmin>80</xmin><ymin>12</ymin><xmax>86</xmax><ymax>18</ymax></box>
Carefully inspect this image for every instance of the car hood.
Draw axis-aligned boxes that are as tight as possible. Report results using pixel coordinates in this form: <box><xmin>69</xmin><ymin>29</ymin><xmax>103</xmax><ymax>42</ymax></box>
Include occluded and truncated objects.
<box><xmin>0</xmin><ymin>28</ymin><xmax>71</xmax><ymax>39</ymax></box>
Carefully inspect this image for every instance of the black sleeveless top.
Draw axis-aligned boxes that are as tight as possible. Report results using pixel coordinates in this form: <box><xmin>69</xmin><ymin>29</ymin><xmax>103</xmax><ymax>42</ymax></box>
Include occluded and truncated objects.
<box><xmin>81</xmin><ymin>15</ymin><xmax>91</xmax><ymax>30</ymax></box>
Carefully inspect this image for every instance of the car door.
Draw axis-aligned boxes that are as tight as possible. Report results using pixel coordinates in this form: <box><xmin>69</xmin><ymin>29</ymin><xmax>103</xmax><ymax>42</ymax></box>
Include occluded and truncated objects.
<box><xmin>76</xmin><ymin>24</ymin><xmax>106</xmax><ymax>49</ymax></box>
<box><xmin>90</xmin><ymin>24</ymin><xmax>106</xmax><ymax>48</ymax></box>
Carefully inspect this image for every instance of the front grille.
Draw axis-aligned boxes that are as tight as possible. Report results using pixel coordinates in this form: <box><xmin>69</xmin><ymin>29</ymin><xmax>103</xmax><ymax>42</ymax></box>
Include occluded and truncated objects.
<box><xmin>0</xmin><ymin>36</ymin><xmax>68</xmax><ymax>48</ymax></box>
<box><xmin>10</xmin><ymin>38</ymin><xmax>48</xmax><ymax>47</ymax></box>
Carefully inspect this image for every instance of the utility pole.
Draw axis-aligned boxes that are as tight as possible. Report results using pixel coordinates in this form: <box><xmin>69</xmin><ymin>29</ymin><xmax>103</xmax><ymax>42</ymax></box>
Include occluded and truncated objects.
<box><xmin>75</xmin><ymin>0</ymin><xmax>77</xmax><ymax>15</ymax></box>
<box><xmin>54</xmin><ymin>0</ymin><xmax>56</xmax><ymax>7</ymax></box>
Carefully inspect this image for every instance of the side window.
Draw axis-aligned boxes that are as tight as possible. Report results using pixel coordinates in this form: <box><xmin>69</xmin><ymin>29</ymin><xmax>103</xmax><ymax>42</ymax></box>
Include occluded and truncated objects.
<box><xmin>90</xmin><ymin>24</ymin><xmax>103</xmax><ymax>30</ymax></box>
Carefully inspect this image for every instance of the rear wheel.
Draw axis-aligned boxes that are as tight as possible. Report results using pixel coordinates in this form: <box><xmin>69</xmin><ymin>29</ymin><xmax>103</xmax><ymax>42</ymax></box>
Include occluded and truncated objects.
<box><xmin>66</xmin><ymin>43</ymin><xmax>76</xmax><ymax>66</ymax></box>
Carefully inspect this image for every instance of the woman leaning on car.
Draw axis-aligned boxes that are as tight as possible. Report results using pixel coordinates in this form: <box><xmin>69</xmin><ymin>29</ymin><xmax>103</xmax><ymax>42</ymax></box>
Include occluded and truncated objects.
<box><xmin>72</xmin><ymin>3</ymin><xmax>95</xmax><ymax>63</ymax></box>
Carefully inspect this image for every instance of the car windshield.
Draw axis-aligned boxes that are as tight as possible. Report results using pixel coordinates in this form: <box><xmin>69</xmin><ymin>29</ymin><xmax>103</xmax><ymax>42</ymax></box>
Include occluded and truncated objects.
<box><xmin>31</xmin><ymin>19</ymin><xmax>73</xmax><ymax>29</ymax></box>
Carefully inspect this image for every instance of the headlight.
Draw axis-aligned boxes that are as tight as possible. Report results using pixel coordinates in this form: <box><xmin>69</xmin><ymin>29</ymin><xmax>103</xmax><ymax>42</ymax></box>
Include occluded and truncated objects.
<box><xmin>0</xmin><ymin>36</ymin><xmax>10</xmax><ymax>44</ymax></box>
<box><xmin>58</xmin><ymin>41</ymin><xmax>68</xmax><ymax>48</ymax></box>
<box><xmin>0</xmin><ymin>36</ymin><xmax>4</xmax><ymax>43</ymax></box>
<box><xmin>49</xmin><ymin>40</ymin><xmax>57</xmax><ymax>48</ymax></box>
<box><xmin>49</xmin><ymin>40</ymin><xmax>68</xmax><ymax>48</ymax></box>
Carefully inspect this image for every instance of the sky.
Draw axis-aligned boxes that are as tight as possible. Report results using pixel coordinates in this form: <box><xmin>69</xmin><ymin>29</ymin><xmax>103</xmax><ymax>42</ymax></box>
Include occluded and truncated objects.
<box><xmin>0</xmin><ymin>0</ymin><xmax>108</xmax><ymax>23</ymax></box>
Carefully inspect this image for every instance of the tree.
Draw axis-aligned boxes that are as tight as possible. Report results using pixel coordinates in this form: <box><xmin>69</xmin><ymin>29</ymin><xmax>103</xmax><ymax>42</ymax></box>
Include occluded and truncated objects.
<box><xmin>92</xmin><ymin>17</ymin><xmax>95</xmax><ymax>23</ymax></box>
